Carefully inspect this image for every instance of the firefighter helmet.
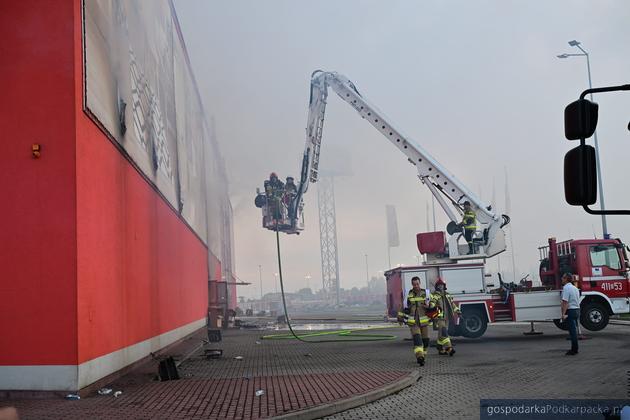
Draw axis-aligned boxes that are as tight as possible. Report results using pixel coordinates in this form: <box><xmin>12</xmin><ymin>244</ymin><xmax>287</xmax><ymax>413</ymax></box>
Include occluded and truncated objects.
<box><xmin>435</xmin><ymin>277</ymin><xmax>447</xmax><ymax>290</ymax></box>
<box><xmin>425</xmin><ymin>305</ymin><xmax>441</xmax><ymax>319</ymax></box>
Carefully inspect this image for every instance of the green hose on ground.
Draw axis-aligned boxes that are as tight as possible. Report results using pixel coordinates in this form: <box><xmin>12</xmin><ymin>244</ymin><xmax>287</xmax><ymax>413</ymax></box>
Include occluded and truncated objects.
<box><xmin>261</xmin><ymin>325</ymin><xmax>401</xmax><ymax>341</ymax></box>
<box><xmin>263</xmin><ymin>224</ymin><xmax>399</xmax><ymax>343</ymax></box>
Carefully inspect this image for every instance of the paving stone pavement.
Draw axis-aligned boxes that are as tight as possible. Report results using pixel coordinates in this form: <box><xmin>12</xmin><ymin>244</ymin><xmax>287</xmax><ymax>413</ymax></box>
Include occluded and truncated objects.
<box><xmin>325</xmin><ymin>322</ymin><xmax>630</xmax><ymax>420</ymax></box>
<box><xmin>1</xmin><ymin>325</ymin><xmax>412</xmax><ymax>419</ymax></box>
<box><xmin>2</xmin><ymin>322</ymin><xmax>629</xmax><ymax>419</ymax></box>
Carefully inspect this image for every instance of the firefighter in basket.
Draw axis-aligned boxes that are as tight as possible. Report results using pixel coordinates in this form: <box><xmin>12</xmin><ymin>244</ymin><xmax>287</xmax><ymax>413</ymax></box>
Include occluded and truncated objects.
<box><xmin>264</xmin><ymin>172</ymin><xmax>285</xmax><ymax>222</ymax></box>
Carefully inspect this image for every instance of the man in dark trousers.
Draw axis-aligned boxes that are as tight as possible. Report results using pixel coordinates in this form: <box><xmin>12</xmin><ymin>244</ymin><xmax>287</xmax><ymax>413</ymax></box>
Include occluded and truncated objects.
<box><xmin>561</xmin><ymin>272</ymin><xmax>580</xmax><ymax>355</ymax></box>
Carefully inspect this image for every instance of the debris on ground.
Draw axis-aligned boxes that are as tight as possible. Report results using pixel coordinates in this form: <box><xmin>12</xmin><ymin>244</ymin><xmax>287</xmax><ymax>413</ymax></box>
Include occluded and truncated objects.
<box><xmin>158</xmin><ymin>356</ymin><xmax>180</xmax><ymax>381</ymax></box>
<box><xmin>255</xmin><ymin>390</ymin><xmax>265</xmax><ymax>397</ymax></box>
<box><xmin>304</xmin><ymin>353</ymin><xmax>313</xmax><ymax>358</ymax></box>
<box><xmin>65</xmin><ymin>394</ymin><xmax>80</xmax><ymax>400</ymax></box>
<box><xmin>234</xmin><ymin>356</ymin><xmax>244</xmax><ymax>361</ymax></box>
<box><xmin>113</xmin><ymin>391</ymin><xmax>123</xmax><ymax>398</ymax></box>
<box><xmin>204</xmin><ymin>349</ymin><xmax>223</xmax><ymax>359</ymax></box>
<box><xmin>97</xmin><ymin>388</ymin><xmax>113</xmax><ymax>395</ymax></box>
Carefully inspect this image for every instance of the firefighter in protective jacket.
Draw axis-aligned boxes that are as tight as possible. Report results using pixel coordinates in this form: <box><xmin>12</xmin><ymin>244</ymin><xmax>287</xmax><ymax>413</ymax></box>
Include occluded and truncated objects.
<box><xmin>459</xmin><ymin>201</ymin><xmax>477</xmax><ymax>254</ymax></box>
<box><xmin>431</xmin><ymin>278</ymin><xmax>461</xmax><ymax>356</ymax></box>
<box><xmin>264</xmin><ymin>173</ymin><xmax>285</xmax><ymax>221</ymax></box>
<box><xmin>397</xmin><ymin>276</ymin><xmax>439</xmax><ymax>366</ymax></box>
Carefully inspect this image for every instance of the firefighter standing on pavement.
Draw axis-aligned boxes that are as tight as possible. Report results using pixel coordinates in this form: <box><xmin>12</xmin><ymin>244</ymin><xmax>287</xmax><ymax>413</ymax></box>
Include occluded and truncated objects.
<box><xmin>432</xmin><ymin>278</ymin><xmax>461</xmax><ymax>356</ymax></box>
<box><xmin>459</xmin><ymin>201</ymin><xmax>477</xmax><ymax>255</ymax></box>
<box><xmin>397</xmin><ymin>276</ymin><xmax>438</xmax><ymax>366</ymax></box>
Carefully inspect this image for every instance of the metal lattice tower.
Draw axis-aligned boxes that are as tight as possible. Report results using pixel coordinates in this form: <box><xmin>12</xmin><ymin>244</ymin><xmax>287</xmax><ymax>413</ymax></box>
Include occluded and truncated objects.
<box><xmin>317</xmin><ymin>176</ymin><xmax>340</xmax><ymax>305</ymax></box>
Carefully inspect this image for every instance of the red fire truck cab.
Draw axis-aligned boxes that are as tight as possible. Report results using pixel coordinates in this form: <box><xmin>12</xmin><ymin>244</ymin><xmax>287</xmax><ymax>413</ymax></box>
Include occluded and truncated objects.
<box><xmin>539</xmin><ymin>237</ymin><xmax>630</xmax><ymax>331</ymax></box>
<box><xmin>386</xmin><ymin>237</ymin><xmax>630</xmax><ymax>338</ymax></box>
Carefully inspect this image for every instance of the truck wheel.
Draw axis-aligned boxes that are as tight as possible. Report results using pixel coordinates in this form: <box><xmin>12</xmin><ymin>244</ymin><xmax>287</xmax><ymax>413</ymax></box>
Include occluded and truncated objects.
<box><xmin>580</xmin><ymin>302</ymin><xmax>609</xmax><ymax>331</ymax></box>
<box><xmin>460</xmin><ymin>309</ymin><xmax>487</xmax><ymax>338</ymax></box>
<box><xmin>553</xmin><ymin>319</ymin><xmax>568</xmax><ymax>331</ymax></box>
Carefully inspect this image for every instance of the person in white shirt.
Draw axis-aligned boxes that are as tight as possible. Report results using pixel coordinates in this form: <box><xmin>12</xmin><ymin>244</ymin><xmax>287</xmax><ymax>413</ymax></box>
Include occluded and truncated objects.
<box><xmin>561</xmin><ymin>273</ymin><xmax>581</xmax><ymax>355</ymax></box>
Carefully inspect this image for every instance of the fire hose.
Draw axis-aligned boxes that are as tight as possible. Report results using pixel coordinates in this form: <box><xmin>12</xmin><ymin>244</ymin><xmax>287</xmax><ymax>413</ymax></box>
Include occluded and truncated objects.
<box><xmin>261</xmin><ymin>224</ymin><xmax>399</xmax><ymax>342</ymax></box>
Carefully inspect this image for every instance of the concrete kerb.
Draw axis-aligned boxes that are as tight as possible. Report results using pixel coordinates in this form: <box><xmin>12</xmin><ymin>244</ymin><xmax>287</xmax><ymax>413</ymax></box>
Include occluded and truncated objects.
<box><xmin>271</xmin><ymin>370</ymin><xmax>421</xmax><ymax>420</ymax></box>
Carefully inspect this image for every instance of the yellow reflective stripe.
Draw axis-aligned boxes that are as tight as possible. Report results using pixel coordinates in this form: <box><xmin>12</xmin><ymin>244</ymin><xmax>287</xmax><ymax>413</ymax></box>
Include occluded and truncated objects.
<box><xmin>414</xmin><ymin>346</ymin><xmax>424</xmax><ymax>354</ymax></box>
<box><xmin>437</xmin><ymin>337</ymin><xmax>451</xmax><ymax>345</ymax></box>
<box><xmin>463</xmin><ymin>211</ymin><xmax>477</xmax><ymax>229</ymax></box>
<box><xmin>408</xmin><ymin>297</ymin><xmax>423</xmax><ymax>302</ymax></box>
<box><xmin>407</xmin><ymin>320</ymin><xmax>416</xmax><ymax>325</ymax></box>
<box><xmin>397</xmin><ymin>312</ymin><xmax>406</xmax><ymax>317</ymax></box>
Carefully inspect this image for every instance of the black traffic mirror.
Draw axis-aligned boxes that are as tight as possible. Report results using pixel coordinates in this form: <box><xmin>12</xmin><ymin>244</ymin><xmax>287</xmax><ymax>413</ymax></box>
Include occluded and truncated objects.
<box><xmin>564</xmin><ymin>144</ymin><xmax>596</xmax><ymax>206</ymax></box>
<box><xmin>564</xmin><ymin>99</ymin><xmax>598</xmax><ymax>140</ymax></box>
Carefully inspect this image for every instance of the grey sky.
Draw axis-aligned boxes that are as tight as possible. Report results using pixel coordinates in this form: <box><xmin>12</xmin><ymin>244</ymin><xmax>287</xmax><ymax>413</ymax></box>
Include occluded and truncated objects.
<box><xmin>175</xmin><ymin>0</ymin><xmax>630</xmax><ymax>299</ymax></box>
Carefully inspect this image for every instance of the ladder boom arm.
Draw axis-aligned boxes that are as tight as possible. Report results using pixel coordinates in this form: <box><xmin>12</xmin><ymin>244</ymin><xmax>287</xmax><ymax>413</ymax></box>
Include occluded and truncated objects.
<box><xmin>286</xmin><ymin>70</ymin><xmax>508</xmax><ymax>258</ymax></box>
<box><xmin>300</xmin><ymin>71</ymin><xmax>498</xmax><ymax>225</ymax></box>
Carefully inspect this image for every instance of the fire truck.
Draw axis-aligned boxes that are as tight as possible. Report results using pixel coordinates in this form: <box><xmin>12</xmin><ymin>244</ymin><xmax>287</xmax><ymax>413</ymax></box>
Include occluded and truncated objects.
<box><xmin>255</xmin><ymin>71</ymin><xmax>630</xmax><ymax>336</ymax></box>
<box><xmin>386</xmin><ymin>235</ymin><xmax>630</xmax><ymax>338</ymax></box>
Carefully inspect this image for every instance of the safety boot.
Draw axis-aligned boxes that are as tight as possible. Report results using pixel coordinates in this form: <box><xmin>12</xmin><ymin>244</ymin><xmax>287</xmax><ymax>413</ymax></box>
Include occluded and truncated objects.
<box><xmin>416</xmin><ymin>356</ymin><xmax>425</xmax><ymax>366</ymax></box>
<box><xmin>422</xmin><ymin>337</ymin><xmax>430</xmax><ymax>350</ymax></box>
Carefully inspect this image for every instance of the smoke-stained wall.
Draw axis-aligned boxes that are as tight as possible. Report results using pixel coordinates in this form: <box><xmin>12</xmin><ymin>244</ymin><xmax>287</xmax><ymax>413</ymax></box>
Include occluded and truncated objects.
<box><xmin>83</xmin><ymin>0</ymin><xmax>232</xmax><ymax>266</ymax></box>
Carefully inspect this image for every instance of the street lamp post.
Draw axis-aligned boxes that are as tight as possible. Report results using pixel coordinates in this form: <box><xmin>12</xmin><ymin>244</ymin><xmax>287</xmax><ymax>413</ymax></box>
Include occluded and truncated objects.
<box><xmin>364</xmin><ymin>254</ymin><xmax>369</xmax><ymax>289</ymax></box>
<box><xmin>258</xmin><ymin>265</ymin><xmax>263</xmax><ymax>300</ymax></box>
<box><xmin>557</xmin><ymin>40</ymin><xmax>608</xmax><ymax>238</ymax></box>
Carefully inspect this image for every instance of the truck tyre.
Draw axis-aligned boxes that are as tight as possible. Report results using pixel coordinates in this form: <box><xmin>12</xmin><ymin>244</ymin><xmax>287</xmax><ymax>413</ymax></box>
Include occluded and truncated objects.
<box><xmin>580</xmin><ymin>302</ymin><xmax>609</xmax><ymax>331</ymax></box>
<box><xmin>460</xmin><ymin>309</ymin><xmax>487</xmax><ymax>338</ymax></box>
<box><xmin>553</xmin><ymin>319</ymin><xmax>569</xmax><ymax>331</ymax></box>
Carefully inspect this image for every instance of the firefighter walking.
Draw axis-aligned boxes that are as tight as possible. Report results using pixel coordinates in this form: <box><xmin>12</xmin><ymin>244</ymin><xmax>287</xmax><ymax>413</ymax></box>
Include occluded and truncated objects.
<box><xmin>432</xmin><ymin>278</ymin><xmax>461</xmax><ymax>356</ymax></box>
<box><xmin>398</xmin><ymin>276</ymin><xmax>438</xmax><ymax>365</ymax></box>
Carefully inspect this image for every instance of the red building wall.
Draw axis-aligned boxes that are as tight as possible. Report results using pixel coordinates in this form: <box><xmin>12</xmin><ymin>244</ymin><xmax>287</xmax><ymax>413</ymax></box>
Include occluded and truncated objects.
<box><xmin>0</xmin><ymin>0</ymin><xmax>78</xmax><ymax>366</ymax></box>
<box><xmin>74</xmin><ymin>113</ymin><xmax>208</xmax><ymax>366</ymax></box>
<box><xmin>0</xmin><ymin>0</ymin><xmax>211</xmax><ymax>390</ymax></box>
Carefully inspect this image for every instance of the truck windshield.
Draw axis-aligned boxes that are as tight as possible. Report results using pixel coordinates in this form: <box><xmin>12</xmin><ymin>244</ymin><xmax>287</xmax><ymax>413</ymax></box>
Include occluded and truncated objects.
<box><xmin>589</xmin><ymin>245</ymin><xmax>621</xmax><ymax>270</ymax></box>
